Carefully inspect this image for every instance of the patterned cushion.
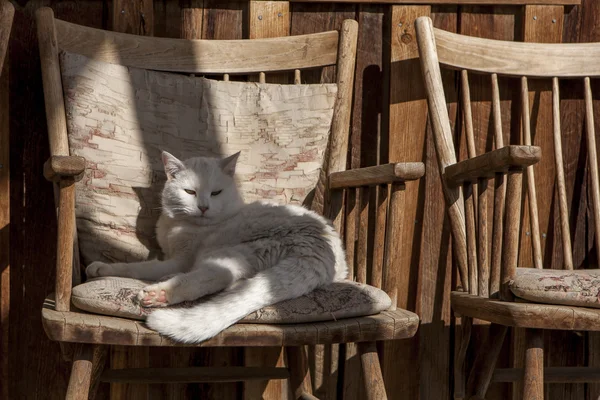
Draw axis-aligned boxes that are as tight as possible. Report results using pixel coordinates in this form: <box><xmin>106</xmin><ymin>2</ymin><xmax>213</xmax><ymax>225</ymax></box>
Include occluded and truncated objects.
<box><xmin>60</xmin><ymin>52</ymin><xmax>337</xmax><ymax>266</ymax></box>
<box><xmin>71</xmin><ymin>277</ymin><xmax>393</xmax><ymax>324</ymax></box>
<box><xmin>509</xmin><ymin>267</ymin><xmax>600</xmax><ymax>308</ymax></box>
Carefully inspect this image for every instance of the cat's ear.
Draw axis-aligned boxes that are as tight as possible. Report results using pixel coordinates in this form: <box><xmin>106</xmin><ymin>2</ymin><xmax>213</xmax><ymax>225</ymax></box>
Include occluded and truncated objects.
<box><xmin>162</xmin><ymin>151</ymin><xmax>185</xmax><ymax>180</ymax></box>
<box><xmin>221</xmin><ymin>151</ymin><xmax>240</xmax><ymax>177</ymax></box>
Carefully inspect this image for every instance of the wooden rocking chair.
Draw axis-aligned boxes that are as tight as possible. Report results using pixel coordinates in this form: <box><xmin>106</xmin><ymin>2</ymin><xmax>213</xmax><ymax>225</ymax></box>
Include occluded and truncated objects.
<box><xmin>37</xmin><ymin>7</ymin><xmax>423</xmax><ymax>399</ymax></box>
<box><xmin>417</xmin><ymin>15</ymin><xmax>600</xmax><ymax>400</ymax></box>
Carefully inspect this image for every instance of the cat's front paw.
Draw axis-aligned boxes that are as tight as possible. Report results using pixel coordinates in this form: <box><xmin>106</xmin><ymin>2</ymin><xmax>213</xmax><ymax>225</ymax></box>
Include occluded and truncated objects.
<box><xmin>86</xmin><ymin>261</ymin><xmax>113</xmax><ymax>278</ymax></box>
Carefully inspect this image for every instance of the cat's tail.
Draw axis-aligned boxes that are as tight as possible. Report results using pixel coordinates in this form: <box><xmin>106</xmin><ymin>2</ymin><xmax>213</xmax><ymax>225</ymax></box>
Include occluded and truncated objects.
<box><xmin>146</xmin><ymin>258</ymin><xmax>330</xmax><ymax>344</ymax></box>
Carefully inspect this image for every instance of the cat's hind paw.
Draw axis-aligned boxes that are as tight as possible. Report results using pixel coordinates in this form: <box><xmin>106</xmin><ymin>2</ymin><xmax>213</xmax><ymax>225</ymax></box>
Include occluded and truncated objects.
<box><xmin>86</xmin><ymin>261</ymin><xmax>113</xmax><ymax>278</ymax></box>
<box><xmin>138</xmin><ymin>286</ymin><xmax>170</xmax><ymax>308</ymax></box>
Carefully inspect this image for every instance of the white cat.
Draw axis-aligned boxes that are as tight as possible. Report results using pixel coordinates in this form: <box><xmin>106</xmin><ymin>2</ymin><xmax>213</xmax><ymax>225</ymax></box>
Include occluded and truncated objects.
<box><xmin>86</xmin><ymin>151</ymin><xmax>347</xmax><ymax>343</ymax></box>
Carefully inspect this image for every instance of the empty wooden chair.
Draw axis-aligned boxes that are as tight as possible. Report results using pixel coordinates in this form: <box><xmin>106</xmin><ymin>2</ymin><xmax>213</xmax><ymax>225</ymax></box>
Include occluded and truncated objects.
<box><xmin>37</xmin><ymin>7</ymin><xmax>423</xmax><ymax>399</ymax></box>
<box><xmin>417</xmin><ymin>15</ymin><xmax>600</xmax><ymax>400</ymax></box>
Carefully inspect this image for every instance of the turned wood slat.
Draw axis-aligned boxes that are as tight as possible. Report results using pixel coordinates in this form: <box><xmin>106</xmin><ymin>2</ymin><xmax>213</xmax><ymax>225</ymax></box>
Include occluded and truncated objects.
<box><xmin>522</xmin><ymin>329</ymin><xmax>544</xmax><ymax>400</ymax></box>
<box><xmin>464</xmin><ymin>183</ymin><xmax>478</xmax><ymax>296</ymax></box>
<box><xmin>584</xmin><ymin>77</ymin><xmax>600</xmax><ymax>265</ymax></box>
<box><xmin>259</xmin><ymin>72</ymin><xmax>266</xmax><ymax>83</ymax></box>
<box><xmin>371</xmin><ymin>185</ymin><xmax>388</xmax><ymax>289</ymax></box>
<box><xmin>490</xmin><ymin>73</ymin><xmax>505</xmax><ymax>297</ymax></box>
<box><xmin>224</xmin><ymin>73</ymin><xmax>230</xmax><ymax>81</ymax></box>
<box><xmin>552</xmin><ymin>77</ymin><xmax>573</xmax><ymax>270</ymax></box>
<box><xmin>357</xmin><ymin>342</ymin><xmax>388</xmax><ymax>400</ymax></box>
<box><xmin>66</xmin><ymin>344</ymin><xmax>94</xmax><ymax>400</ymax></box>
<box><xmin>55</xmin><ymin>181</ymin><xmax>76</xmax><ymax>312</ymax></box>
<box><xmin>357</xmin><ymin>187</ymin><xmax>369</xmax><ymax>284</ymax></box>
<box><xmin>382</xmin><ymin>183</ymin><xmax>405</xmax><ymax>306</ymax></box>
<box><xmin>521</xmin><ymin>76</ymin><xmax>543</xmax><ymax>269</ymax></box>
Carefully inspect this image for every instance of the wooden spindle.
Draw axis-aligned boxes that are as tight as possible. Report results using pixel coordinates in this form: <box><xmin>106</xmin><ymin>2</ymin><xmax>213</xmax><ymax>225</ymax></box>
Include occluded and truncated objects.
<box><xmin>223</xmin><ymin>73</ymin><xmax>230</xmax><ymax>82</ymax></box>
<box><xmin>461</xmin><ymin>70</ymin><xmax>476</xmax><ymax>159</ymax></box>
<box><xmin>490</xmin><ymin>73</ymin><xmax>505</xmax><ymax>296</ymax></box>
<box><xmin>552</xmin><ymin>77</ymin><xmax>573</xmax><ymax>270</ymax></box>
<box><xmin>371</xmin><ymin>185</ymin><xmax>388</xmax><ymax>289</ymax></box>
<box><xmin>501</xmin><ymin>170</ymin><xmax>523</xmax><ymax>301</ymax></box>
<box><xmin>356</xmin><ymin>187</ymin><xmax>369</xmax><ymax>284</ymax></box>
<box><xmin>259</xmin><ymin>72</ymin><xmax>266</xmax><ymax>83</ymax></box>
<box><xmin>521</xmin><ymin>76</ymin><xmax>543</xmax><ymax>269</ymax></box>
<box><xmin>464</xmin><ymin>183</ymin><xmax>478</xmax><ymax>296</ymax></box>
<box><xmin>584</xmin><ymin>76</ymin><xmax>600</xmax><ymax>265</ymax></box>
<box><xmin>294</xmin><ymin>69</ymin><xmax>301</xmax><ymax>84</ymax></box>
<box><xmin>345</xmin><ymin>189</ymin><xmax>357</xmax><ymax>281</ymax></box>
<box><xmin>477</xmin><ymin>179</ymin><xmax>490</xmax><ymax>297</ymax></box>
<box><xmin>382</xmin><ymin>183</ymin><xmax>405</xmax><ymax>308</ymax></box>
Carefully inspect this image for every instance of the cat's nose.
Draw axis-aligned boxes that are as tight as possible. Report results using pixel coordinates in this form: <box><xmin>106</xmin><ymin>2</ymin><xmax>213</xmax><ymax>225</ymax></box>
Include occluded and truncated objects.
<box><xmin>198</xmin><ymin>206</ymin><xmax>209</xmax><ymax>214</ymax></box>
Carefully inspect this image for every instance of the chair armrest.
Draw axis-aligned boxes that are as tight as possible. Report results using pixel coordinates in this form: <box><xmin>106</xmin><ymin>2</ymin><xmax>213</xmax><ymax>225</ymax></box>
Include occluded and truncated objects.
<box><xmin>44</xmin><ymin>155</ymin><xmax>86</xmax><ymax>182</ymax></box>
<box><xmin>329</xmin><ymin>162</ymin><xmax>424</xmax><ymax>189</ymax></box>
<box><xmin>444</xmin><ymin>145</ymin><xmax>541</xmax><ymax>186</ymax></box>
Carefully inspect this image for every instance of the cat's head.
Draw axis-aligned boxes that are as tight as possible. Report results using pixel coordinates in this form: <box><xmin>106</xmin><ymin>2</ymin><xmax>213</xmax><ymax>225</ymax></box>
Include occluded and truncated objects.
<box><xmin>160</xmin><ymin>151</ymin><xmax>244</xmax><ymax>224</ymax></box>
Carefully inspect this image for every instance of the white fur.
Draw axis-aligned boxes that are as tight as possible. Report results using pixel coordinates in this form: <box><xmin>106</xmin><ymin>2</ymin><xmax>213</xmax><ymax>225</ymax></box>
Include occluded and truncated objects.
<box><xmin>86</xmin><ymin>151</ymin><xmax>347</xmax><ymax>343</ymax></box>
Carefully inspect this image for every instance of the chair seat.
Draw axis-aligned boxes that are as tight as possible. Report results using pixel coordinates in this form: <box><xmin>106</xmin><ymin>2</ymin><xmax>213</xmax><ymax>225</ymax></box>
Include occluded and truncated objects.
<box><xmin>42</xmin><ymin>295</ymin><xmax>419</xmax><ymax>347</ymax></box>
<box><xmin>451</xmin><ymin>291</ymin><xmax>600</xmax><ymax>331</ymax></box>
<box><xmin>509</xmin><ymin>267</ymin><xmax>600</xmax><ymax>309</ymax></box>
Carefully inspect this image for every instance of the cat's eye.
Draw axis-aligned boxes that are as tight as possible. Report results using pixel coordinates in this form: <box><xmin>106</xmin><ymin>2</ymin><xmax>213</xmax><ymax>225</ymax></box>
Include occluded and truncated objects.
<box><xmin>184</xmin><ymin>189</ymin><xmax>196</xmax><ymax>196</ymax></box>
<box><xmin>211</xmin><ymin>190</ymin><xmax>222</xmax><ymax>196</ymax></box>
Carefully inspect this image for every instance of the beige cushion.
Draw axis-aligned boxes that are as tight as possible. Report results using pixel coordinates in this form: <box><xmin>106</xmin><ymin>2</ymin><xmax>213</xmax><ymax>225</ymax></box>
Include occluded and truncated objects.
<box><xmin>60</xmin><ymin>52</ymin><xmax>337</xmax><ymax>266</ymax></box>
<box><xmin>72</xmin><ymin>277</ymin><xmax>393</xmax><ymax>324</ymax></box>
<box><xmin>509</xmin><ymin>267</ymin><xmax>600</xmax><ymax>308</ymax></box>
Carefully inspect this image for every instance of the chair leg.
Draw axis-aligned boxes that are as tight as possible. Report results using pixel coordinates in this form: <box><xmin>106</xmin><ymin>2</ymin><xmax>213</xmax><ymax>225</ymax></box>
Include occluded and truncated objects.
<box><xmin>357</xmin><ymin>341</ymin><xmax>387</xmax><ymax>400</ymax></box>
<box><xmin>522</xmin><ymin>329</ymin><xmax>544</xmax><ymax>400</ymax></box>
<box><xmin>88</xmin><ymin>345</ymin><xmax>108</xmax><ymax>400</ymax></box>
<box><xmin>454</xmin><ymin>317</ymin><xmax>472</xmax><ymax>400</ymax></box>
<box><xmin>286</xmin><ymin>346</ymin><xmax>313</xmax><ymax>400</ymax></box>
<box><xmin>66</xmin><ymin>344</ymin><xmax>94</xmax><ymax>400</ymax></box>
<box><xmin>467</xmin><ymin>323</ymin><xmax>508</xmax><ymax>400</ymax></box>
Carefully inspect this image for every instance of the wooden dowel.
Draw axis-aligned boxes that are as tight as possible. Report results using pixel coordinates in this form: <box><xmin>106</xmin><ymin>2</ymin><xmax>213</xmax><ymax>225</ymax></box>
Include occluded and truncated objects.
<box><xmin>259</xmin><ymin>72</ymin><xmax>266</xmax><ymax>83</ymax></box>
<box><xmin>501</xmin><ymin>170</ymin><xmax>523</xmax><ymax>301</ymax></box>
<box><xmin>223</xmin><ymin>73</ymin><xmax>230</xmax><ymax>81</ymax></box>
<box><xmin>356</xmin><ymin>187</ymin><xmax>369</xmax><ymax>284</ymax></box>
<box><xmin>584</xmin><ymin>76</ymin><xmax>600</xmax><ymax>265</ymax></box>
<box><xmin>55</xmin><ymin>180</ymin><xmax>76</xmax><ymax>312</ymax></box>
<box><xmin>66</xmin><ymin>345</ymin><xmax>94</xmax><ymax>400</ymax></box>
<box><xmin>522</xmin><ymin>329</ymin><xmax>544</xmax><ymax>400</ymax></box>
<box><xmin>345</xmin><ymin>189</ymin><xmax>357</xmax><ymax>281</ymax></box>
<box><xmin>371</xmin><ymin>185</ymin><xmax>388</xmax><ymax>289</ymax></box>
<box><xmin>454</xmin><ymin>317</ymin><xmax>472</xmax><ymax>400</ymax></box>
<box><xmin>552</xmin><ymin>77</ymin><xmax>573</xmax><ymax>269</ymax></box>
<box><xmin>357</xmin><ymin>342</ymin><xmax>388</xmax><ymax>400</ymax></box>
<box><xmin>521</xmin><ymin>76</ymin><xmax>543</xmax><ymax>269</ymax></box>
<box><xmin>294</xmin><ymin>69</ymin><xmax>301</xmax><ymax>84</ymax></box>
<box><xmin>490</xmin><ymin>74</ymin><xmax>505</xmax><ymax>297</ymax></box>
<box><xmin>461</xmin><ymin>70</ymin><xmax>476</xmax><ymax>159</ymax></box>
<box><xmin>477</xmin><ymin>179</ymin><xmax>489</xmax><ymax>297</ymax></box>
<box><xmin>382</xmin><ymin>183</ymin><xmax>405</xmax><ymax>307</ymax></box>
<box><xmin>464</xmin><ymin>183</ymin><xmax>478</xmax><ymax>296</ymax></box>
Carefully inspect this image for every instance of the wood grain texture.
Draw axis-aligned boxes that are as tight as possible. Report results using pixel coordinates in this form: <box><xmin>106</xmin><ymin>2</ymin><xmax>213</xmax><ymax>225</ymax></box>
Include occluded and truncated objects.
<box><xmin>112</xmin><ymin>0</ymin><xmax>153</xmax><ymax>36</ymax></box>
<box><xmin>494</xmin><ymin>367</ymin><xmax>600</xmax><ymax>383</ymax></box>
<box><xmin>41</xmin><ymin>301</ymin><xmax>419</xmax><ymax>346</ymax></box>
<box><xmin>0</xmin><ymin>3</ymin><xmax>12</xmax><ymax>400</ymax></box>
<box><xmin>358</xmin><ymin>342</ymin><xmax>388</xmax><ymax>400</ymax></box>
<box><xmin>291</xmin><ymin>0</ymin><xmax>579</xmax><ymax>3</ymax></box>
<box><xmin>444</xmin><ymin>145</ymin><xmax>541</xmax><ymax>185</ymax></box>
<box><xmin>385</xmin><ymin>7</ymin><xmax>431</xmax><ymax>400</ymax></box>
<box><xmin>522</xmin><ymin>329</ymin><xmax>544</xmax><ymax>400</ymax></box>
<box><xmin>43</xmin><ymin>155</ymin><xmax>86</xmax><ymax>182</ymax></box>
<box><xmin>101</xmin><ymin>366</ymin><xmax>290</xmax><ymax>383</ymax></box>
<box><xmin>53</xmin><ymin>18</ymin><xmax>339</xmax><ymax>74</ymax></box>
<box><xmin>329</xmin><ymin>162</ymin><xmax>425</xmax><ymax>188</ymax></box>
<box><xmin>66</xmin><ymin>344</ymin><xmax>94</xmax><ymax>400</ymax></box>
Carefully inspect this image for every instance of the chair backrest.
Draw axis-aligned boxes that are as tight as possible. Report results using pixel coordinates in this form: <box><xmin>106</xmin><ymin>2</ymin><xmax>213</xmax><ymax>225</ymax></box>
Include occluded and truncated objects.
<box><xmin>37</xmin><ymin>7</ymin><xmax>357</xmax><ymax>310</ymax></box>
<box><xmin>416</xmin><ymin>16</ymin><xmax>600</xmax><ymax>300</ymax></box>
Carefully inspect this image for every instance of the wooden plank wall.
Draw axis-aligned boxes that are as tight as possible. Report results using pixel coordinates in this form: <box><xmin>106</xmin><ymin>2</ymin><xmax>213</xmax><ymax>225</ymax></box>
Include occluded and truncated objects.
<box><xmin>4</xmin><ymin>1</ymin><xmax>600</xmax><ymax>399</ymax></box>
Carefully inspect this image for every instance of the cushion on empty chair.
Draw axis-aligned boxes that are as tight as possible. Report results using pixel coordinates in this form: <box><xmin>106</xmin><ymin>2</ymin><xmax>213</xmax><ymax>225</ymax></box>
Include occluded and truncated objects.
<box><xmin>71</xmin><ymin>277</ymin><xmax>393</xmax><ymax>324</ymax></box>
<box><xmin>509</xmin><ymin>267</ymin><xmax>600</xmax><ymax>309</ymax></box>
